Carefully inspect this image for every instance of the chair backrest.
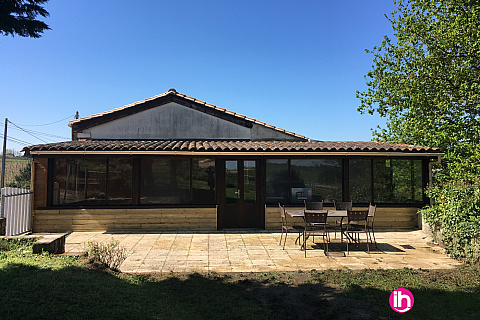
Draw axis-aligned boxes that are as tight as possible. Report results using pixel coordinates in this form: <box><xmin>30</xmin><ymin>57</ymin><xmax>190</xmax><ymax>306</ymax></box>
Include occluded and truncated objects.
<box><xmin>304</xmin><ymin>211</ymin><xmax>328</xmax><ymax>224</ymax></box>
<box><xmin>335</xmin><ymin>201</ymin><xmax>353</xmax><ymax>210</ymax></box>
<box><xmin>347</xmin><ymin>210</ymin><xmax>368</xmax><ymax>222</ymax></box>
<box><xmin>278</xmin><ymin>203</ymin><xmax>286</xmax><ymax>218</ymax></box>
<box><xmin>305</xmin><ymin>201</ymin><xmax>324</xmax><ymax>210</ymax></box>
<box><xmin>368</xmin><ymin>204</ymin><xmax>376</xmax><ymax>217</ymax></box>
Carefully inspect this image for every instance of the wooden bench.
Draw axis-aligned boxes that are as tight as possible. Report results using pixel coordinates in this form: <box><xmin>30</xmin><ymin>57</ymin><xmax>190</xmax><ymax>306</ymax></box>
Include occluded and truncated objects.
<box><xmin>33</xmin><ymin>233</ymin><xmax>68</xmax><ymax>254</ymax></box>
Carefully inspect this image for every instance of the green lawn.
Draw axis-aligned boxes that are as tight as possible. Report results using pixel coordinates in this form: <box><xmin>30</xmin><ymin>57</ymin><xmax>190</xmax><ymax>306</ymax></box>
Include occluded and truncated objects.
<box><xmin>1</xmin><ymin>238</ymin><xmax>479</xmax><ymax>320</ymax></box>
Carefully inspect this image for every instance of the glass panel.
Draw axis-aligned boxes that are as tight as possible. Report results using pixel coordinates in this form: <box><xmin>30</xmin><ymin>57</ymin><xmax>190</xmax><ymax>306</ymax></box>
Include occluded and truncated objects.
<box><xmin>373</xmin><ymin>159</ymin><xmax>392</xmax><ymax>202</ymax></box>
<box><xmin>392</xmin><ymin>159</ymin><xmax>423</xmax><ymax>203</ymax></box>
<box><xmin>108</xmin><ymin>158</ymin><xmax>133</xmax><ymax>205</ymax></box>
<box><xmin>349</xmin><ymin>158</ymin><xmax>372</xmax><ymax>203</ymax></box>
<box><xmin>53</xmin><ymin>158</ymin><xmax>107</xmax><ymax>205</ymax></box>
<box><xmin>140</xmin><ymin>158</ymin><xmax>190</xmax><ymax>204</ymax></box>
<box><xmin>192</xmin><ymin>158</ymin><xmax>216</xmax><ymax>204</ymax></box>
<box><xmin>412</xmin><ymin>160</ymin><xmax>423</xmax><ymax>201</ymax></box>
<box><xmin>225</xmin><ymin>161</ymin><xmax>238</xmax><ymax>204</ymax></box>
<box><xmin>373</xmin><ymin>159</ymin><xmax>423</xmax><ymax>203</ymax></box>
<box><xmin>290</xmin><ymin>159</ymin><xmax>342</xmax><ymax>203</ymax></box>
<box><xmin>266</xmin><ymin>159</ymin><xmax>289</xmax><ymax>204</ymax></box>
<box><xmin>244</xmin><ymin>161</ymin><xmax>256</xmax><ymax>203</ymax></box>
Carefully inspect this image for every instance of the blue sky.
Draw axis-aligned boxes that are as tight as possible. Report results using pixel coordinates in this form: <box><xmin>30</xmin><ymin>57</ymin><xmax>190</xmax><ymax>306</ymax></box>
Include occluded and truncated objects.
<box><xmin>0</xmin><ymin>0</ymin><xmax>396</xmax><ymax>151</ymax></box>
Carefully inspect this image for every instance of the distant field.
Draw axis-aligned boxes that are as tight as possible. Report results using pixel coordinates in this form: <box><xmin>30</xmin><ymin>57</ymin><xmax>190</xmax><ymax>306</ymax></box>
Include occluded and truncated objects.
<box><xmin>0</xmin><ymin>158</ymin><xmax>31</xmax><ymax>185</ymax></box>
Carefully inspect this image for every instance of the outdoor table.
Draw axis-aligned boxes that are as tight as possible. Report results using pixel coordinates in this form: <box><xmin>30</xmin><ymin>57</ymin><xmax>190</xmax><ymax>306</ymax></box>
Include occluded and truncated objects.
<box><xmin>286</xmin><ymin>209</ymin><xmax>374</xmax><ymax>250</ymax></box>
<box><xmin>285</xmin><ymin>209</ymin><xmax>348</xmax><ymax>249</ymax></box>
<box><xmin>285</xmin><ymin>209</ymin><xmax>347</xmax><ymax>218</ymax></box>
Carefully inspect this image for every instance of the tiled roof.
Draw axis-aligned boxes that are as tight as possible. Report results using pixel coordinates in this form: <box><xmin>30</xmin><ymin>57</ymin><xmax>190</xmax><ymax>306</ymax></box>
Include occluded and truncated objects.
<box><xmin>24</xmin><ymin>140</ymin><xmax>442</xmax><ymax>154</ymax></box>
<box><xmin>68</xmin><ymin>89</ymin><xmax>308</xmax><ymax>140</ymax></box>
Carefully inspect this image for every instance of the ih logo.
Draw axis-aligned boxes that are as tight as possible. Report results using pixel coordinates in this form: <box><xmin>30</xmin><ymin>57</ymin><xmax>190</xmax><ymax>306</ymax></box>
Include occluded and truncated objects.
<box><xmin>389</xmin><ymin>288</ymin><xmax>414</xmax><ymax>313</ymax></box>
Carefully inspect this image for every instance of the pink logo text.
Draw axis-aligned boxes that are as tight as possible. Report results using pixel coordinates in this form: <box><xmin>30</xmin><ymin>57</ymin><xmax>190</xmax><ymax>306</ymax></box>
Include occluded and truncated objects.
<box><xmin>389</xmin><ymin>288</ymin><xmax>414</xmax><ymax>313</ymax></box>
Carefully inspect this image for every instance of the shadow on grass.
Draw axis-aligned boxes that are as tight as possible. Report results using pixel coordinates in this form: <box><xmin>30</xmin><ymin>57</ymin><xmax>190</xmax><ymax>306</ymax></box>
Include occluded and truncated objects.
<box><xmin>0</xmin><ymin>262</ymin><xmax>383</xmax><ymax>320</ymax></box>
<box><xmin>0</xmin><ymin>263</ymin><xmax>274</xmax><ymax>320</ymax></box>
<box><xmin>1</xmin><ymin>263</ymin><xmax>480</xmax><ymax>320</ymax></box>
<box><xmin>338</xmin><ymin>284</ymin><xmax>480</xmax><ymax>320</ymax></box>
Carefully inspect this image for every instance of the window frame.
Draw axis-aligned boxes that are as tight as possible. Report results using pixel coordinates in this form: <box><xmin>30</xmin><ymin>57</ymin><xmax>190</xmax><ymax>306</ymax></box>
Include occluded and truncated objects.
<box><xmin>265</xmin><ymin>156</ymin><xmax>428</xmax><ymax>206</ymax></box>
<box><xmin>48</xmin><ymin>156</ymin><xmax>217</xmax><ymax>208</ymax></box>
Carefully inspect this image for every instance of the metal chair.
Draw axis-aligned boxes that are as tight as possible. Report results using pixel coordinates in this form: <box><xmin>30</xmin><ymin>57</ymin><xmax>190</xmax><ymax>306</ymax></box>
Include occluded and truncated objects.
<box><xmin>279</xmin><ymin>203</ymin><xmax>303</xmax><ymax>249</ymax></box>
<box><xmin>334</xmin><ymin>201</ymin><xmax>353</xmax><ymax>211</ymax></box>
<box><xmin>342</xmin><ymin>209</ymin><xmax>370</xmax><ymax>254</ymax></box>
<box><xmin>303</xmin><ymin>211</ymin><xmax>329</xmax><ymax>257</ymax></box>
<box><xmin>305</xmin><ymin>201</ymin><xmax>324</xmax><ymax>210</ymax></box>
<box><xmin>367</xmin><ymin>204</ymin><xmax>378</xmax><ymax>248</ymax></box>
<box><xmin>333</xmin><ymin>201</ymin><xmax>353</xmax><ymax>238</ymax></box>
<box><xmin>305</xmin><ymin>201</ymin><xmax>331</xmax><ymax>241</ymax></box>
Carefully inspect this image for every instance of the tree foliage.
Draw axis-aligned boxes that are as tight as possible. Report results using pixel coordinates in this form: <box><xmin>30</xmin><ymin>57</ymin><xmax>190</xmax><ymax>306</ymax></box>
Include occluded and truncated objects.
<box><xmin>357</xmin><ymin>0</ymin><xmax>480</xmax><ymax>181</ymax></box>
<box><xmin>420</xmin><ymin>179</ymin><xmax>480</xmax><ymax>263</ymax></box>
<box><xmin>6</xmin><ymin>161</ymin><xmax>31</xmax><ymax>189</ymax></box>
<box><xmin>0</xmin><ymin>0</ymin><xmax>50</xmax><ymax>38</ymax></box>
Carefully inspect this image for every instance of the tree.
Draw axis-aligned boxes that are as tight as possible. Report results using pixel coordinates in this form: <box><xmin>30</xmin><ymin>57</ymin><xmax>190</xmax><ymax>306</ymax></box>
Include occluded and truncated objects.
<box><xmin>357</xmin><ymin>0</ymin><xmax>480</xmax><ymax>181</ymax></box>
<box><xmin>6</xmin><ymin>161</ymin><xmax>31</xmax><ymax>189</ymax></box>
<box><xmin>0</xmin><ymin>0</ymin><xmax>50</xmax><ymax>38</ymax></box>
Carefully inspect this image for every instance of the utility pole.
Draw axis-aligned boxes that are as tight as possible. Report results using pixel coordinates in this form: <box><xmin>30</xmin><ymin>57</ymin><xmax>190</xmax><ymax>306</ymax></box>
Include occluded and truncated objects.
<box><xmin>1</xmin><ymin>118</ymin><xmax>7</xmax><ymax>224</ymax></box>
<box><xmin>1</xmin><ymin>118</ymin><xmax>7</xmax><ymax>191</ymax></box>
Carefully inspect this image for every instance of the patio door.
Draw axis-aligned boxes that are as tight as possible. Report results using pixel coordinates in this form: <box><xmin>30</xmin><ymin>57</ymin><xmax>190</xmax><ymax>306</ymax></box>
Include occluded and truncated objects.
<box><xmin>221</xmin><ymin>160</ymin><xmax>263</xmax><ymax>229</ymax></box>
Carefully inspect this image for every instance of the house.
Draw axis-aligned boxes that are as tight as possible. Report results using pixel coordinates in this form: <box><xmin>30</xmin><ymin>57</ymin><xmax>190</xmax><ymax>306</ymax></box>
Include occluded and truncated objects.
<box><xmin>23</xmin><ymin>89</ymin><xmax>442</xmax><ymax>232</ymax></box>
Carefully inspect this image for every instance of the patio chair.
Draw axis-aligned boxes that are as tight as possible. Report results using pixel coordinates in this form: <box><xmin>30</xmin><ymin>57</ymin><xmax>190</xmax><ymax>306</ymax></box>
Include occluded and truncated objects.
<box><xmin>279</xmin><ymin>203</ymin><xmax>303</xmax><ymax>249</ymax></box>
<box><xmin>305</xmin><ymin>201</ymin><xmax>324</xmax><ymax>210</ymax></box>
<box><xmin>334</xmin><ymin>200</ymin><xmax>353</xmax><ymax>211</ymax></box>
<box><xmin>342</xmin><ymin>209</ymin><xmax>370</xmax><ymax>254</ymax></box>
<box><xmin>367</xmin><ymin>204</ymin><xmax>378</xmax><ymax>248</ymax></box>
<box><xmin>305</xmin><ymin>201</ymin><xmax>332</xmax><ymax>242</ymax></box>
<box><xmin>332</xmin><ymin>201</ymin><xmax>353</xmax><ymax>238</ymax></box>
<box><xmin>303</xmin><ymin>211</ymin><xmax>329</xmax><ymax>257</ymax></box>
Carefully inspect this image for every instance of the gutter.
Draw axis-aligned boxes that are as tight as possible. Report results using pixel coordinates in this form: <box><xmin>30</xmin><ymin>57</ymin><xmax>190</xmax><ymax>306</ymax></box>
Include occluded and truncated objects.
<box><xmin>25</xmin><ymin>150</ymin><xmax>444</xmax><ymax>157</ymax></box>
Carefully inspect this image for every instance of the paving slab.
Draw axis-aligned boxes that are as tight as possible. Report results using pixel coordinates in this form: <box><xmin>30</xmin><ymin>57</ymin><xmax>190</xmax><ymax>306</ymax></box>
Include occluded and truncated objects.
<box><xmin>61</xmin><ymin>230</ymin><xmax>463</xmax><ymax>274</ymax></box>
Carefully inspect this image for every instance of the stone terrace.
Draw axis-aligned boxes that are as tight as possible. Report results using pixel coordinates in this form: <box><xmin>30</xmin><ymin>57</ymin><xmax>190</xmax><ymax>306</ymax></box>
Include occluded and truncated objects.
<box><xmin>63</xmin><ymin>230</ymin><xmax>461</xmax><ymax>273</ymax></box>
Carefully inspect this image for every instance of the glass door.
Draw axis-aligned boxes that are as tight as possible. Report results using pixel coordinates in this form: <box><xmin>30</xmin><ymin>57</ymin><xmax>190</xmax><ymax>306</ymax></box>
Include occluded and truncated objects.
<box><xmin>224</xmin><ymin>160</ymin><xmax>258</xmax><ymax>228</ymax></box>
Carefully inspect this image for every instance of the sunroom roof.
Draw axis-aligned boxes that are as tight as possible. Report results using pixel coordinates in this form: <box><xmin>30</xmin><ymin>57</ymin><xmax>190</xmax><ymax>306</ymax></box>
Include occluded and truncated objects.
<box><xmin>24</xmin><ymin>140</ymin><xmax>442</xmax><ymax>156</ymax></box>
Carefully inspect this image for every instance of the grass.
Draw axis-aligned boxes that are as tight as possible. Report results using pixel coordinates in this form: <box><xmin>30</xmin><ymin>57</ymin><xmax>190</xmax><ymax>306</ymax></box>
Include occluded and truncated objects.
<box><xmin>1</xmin><ymin>238</ymin><xmax>480</xmax><ymax>319</ymax></box>
<box><xmin>0</xmin><ymin>238</ymin><xmax>273</xmax><ymax>320</ymax></box>
<box><xmin>312</xmin><ymin>268</ymin><xmax>480</xmax><ymax>319</ymax></box>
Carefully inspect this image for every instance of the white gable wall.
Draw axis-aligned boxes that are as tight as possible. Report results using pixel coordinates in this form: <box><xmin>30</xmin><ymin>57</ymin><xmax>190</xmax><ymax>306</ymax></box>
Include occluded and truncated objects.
<box><xmin>78</xmin><ymin>102</ymin><xmax>298</xmax><ymax>140</ymax></box>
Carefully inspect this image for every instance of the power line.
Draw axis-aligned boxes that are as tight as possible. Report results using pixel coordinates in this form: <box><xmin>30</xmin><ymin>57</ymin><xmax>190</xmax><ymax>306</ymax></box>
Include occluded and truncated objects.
<box><xmin>13</xmin><ymin>114</ymin><xmax>76</xmax><ymax>127</ymax></box>
<box><xmin>0</xmin><ymin>133</ymin><xmax>33</xmax><ymax>146</ymax></box>
<box><xmin>10</xmin><ymin>127</ymin><xmax>70</xmax><ymax>140</ymax></box>
<box><xmin>7</xmin><ymin>121</ymin><xmax>49</xmax><ymax>143</ymax></box>
<box><xmin>1</xmin><ymin>134</ymin><xmax>32</xmax><ymax>146</ymax></box>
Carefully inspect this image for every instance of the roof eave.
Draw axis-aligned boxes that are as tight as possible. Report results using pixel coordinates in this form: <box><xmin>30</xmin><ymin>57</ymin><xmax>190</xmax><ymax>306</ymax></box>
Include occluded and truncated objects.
<box><xmin>26</xmin><ymin>150</ymin><xmax>444</xmax><ymax>157</ymax></box>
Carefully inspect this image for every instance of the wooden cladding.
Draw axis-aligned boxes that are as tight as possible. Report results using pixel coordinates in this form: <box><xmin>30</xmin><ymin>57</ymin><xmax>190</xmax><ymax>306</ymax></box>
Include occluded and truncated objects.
<box><xmin>32</xmin><ymin>158</ymin><xmax>49</xmax><ymax>208</ymax></box>
<box><xmin>32</xmin><ymin>207</ymin><xmax>217</xmax><ymax>232</ymax></box>
<box><xmin>265</xmin><ymin>206</ymin><xmax>419</xmax><ymax>230</ymax></box>
<box><xmin>33</xmin><ymin>205</ymin><xmax>418</xmax><ymax>232</ymax></box>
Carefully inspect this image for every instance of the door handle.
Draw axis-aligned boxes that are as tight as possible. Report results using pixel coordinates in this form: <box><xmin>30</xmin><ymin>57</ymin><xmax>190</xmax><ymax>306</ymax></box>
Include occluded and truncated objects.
<box><xmin>235</xmin><ymin>189</ymin><xmax>240</xmax><ymax>199</ymax></box>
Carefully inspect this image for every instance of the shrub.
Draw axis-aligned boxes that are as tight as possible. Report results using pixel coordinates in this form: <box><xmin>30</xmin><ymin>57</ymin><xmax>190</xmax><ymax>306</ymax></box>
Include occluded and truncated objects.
<box><xmin>420</xmin><ymin>179</ymin><xmax>480</xmax><ymax>263</ymax></box>
<box><xmin>86</xmin><ymin>239</ymin><xmax>127</xmax><ymax>271</ymax></box>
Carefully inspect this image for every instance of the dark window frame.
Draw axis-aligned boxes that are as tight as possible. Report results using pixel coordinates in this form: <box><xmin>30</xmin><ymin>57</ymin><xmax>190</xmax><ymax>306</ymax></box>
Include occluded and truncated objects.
<box><xmin>266</xmin><ymin>156</ymin><xmax>428</xmax><ymax>206</ymax></box>
<box><xmin>46</xmin><ymin>154</ymin><xmax>430</xmax><ymax>208</ymax></box>
<box><xmin>49</xmin><ymin>156</ymin><xmax>216</xmax><ymax>207</ymax></box>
